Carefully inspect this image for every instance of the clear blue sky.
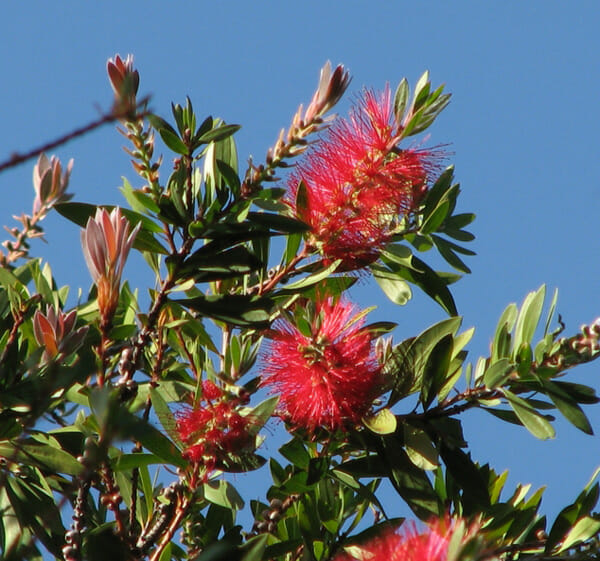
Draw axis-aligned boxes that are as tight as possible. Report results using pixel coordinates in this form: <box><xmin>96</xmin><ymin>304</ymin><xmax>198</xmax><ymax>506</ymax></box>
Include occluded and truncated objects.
<box><xmin>1</xmin><ymin>2</ymin><xmax>599</xmax><ymax>523</ymax></box>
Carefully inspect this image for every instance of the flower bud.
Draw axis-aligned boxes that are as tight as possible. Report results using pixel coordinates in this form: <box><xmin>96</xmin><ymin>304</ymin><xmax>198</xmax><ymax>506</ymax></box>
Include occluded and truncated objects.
<box><xmin>32</xmin><ymin>153</ymin><xmax>73</xmax><ymax>214</ymax></box>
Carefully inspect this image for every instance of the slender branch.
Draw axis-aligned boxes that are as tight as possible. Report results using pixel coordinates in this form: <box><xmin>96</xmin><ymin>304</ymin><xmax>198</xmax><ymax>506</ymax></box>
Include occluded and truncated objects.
<box><xmin>0</xmin><ymin>97</ymin><xmax>151</xmax><ymax>174</ymax></box>
<box><xmin>148</xmin><ymin>492</ymin><xmax>191</xmax><ymax>561</ymax></box>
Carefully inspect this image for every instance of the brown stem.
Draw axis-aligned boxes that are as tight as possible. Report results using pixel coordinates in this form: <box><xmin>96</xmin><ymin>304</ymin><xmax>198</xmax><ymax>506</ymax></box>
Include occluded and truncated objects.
<box><xmin>148</xmin><ymin>494</ymin><xmax>191</xmax><ymax>561</ymax></box>
<box><xmin>254</xmin><ymin>246</ymin><xmax>309</xmax><ymax>296</ymax></box>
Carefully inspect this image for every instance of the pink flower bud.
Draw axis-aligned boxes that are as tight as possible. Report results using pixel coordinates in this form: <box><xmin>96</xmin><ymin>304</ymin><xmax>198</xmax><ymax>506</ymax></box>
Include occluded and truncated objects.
<box><xmin>107</xmin><ymin>54</ymin><xmax>139</xmax><ymax>114</ymax></box>
<box><xmin>81</xmin><ymin>207</ymin><xmax>140</xmax><ymax>327</ymax></box>
<box><xmin>32</xmin><ymin>153</ymin><xmax>73</xmax><ymax>214</ymax></box>
<box><xmin>33</xmin><ymin>305</ymin><xmax>88</xmax><ymax>362</ymax></box>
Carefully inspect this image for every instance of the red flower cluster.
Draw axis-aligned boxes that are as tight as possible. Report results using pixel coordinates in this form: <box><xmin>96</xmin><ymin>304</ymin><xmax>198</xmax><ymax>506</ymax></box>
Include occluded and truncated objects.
<box><xmin>333</xmin><ymin>517</ymin><xmax>476</xmax><ymax>561</ymax></box>
<box><xmin>262</xmin><ymin>296</ymin><xmax>381</xmax><ymax>433</ymax></box>
<box><xmin>288</xmin><ymin>87</ymin><xmax>442</xmax><ymax>270</ymax></box>
<box><xmin>175</xmin><ymin>381</ymin><xmax>254</xmax><ymax>476</ymax></box>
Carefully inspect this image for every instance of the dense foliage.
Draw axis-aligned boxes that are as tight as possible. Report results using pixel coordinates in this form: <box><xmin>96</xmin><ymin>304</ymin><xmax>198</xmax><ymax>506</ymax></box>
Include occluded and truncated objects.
<box><xmin>0</xmin><ymin>55</ymin><xmax>599</xmax><ymax>561</ymax></box>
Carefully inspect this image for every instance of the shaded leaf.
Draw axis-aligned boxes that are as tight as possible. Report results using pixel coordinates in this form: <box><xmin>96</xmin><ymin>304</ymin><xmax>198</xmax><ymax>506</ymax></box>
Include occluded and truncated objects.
<box><xmin>173</xmin><ymin>294</ymin><xmax>273</xmax><ymax>327</ymax></box>
<box><xmin>504</xmin><ymin>390</ymin><xmax>555</xmax><ymax>440</ymax></box>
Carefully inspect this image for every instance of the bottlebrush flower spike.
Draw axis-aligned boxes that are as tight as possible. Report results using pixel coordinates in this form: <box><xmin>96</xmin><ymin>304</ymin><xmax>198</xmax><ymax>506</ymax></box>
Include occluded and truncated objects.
<box><xmin>175</xmin><ymin>382</ymin><xmax>255</xmax><ymax>480</ymax></box>
<box><xmin>261</xmin><ymin>296</ymin><xmax>381</xmax><ymax>433</ymax></box>
<box><xmin>288</xmin><ymin>86</ymin><xmax>443</xmax><ymax>270</ymax></box>
<box><xmin>32</xmin><ymin>153</ymin><xmax>73</xmax><ymax>214</ymax></box>
<box><xmin>333</xmin><ymin>517</ymin><xmax>480</xmax><ymax>561</ymax></box>
<box><xmin>81</xmin><ymin>207</ymin><xmax>140</xmax><ymax>328</ymax></box>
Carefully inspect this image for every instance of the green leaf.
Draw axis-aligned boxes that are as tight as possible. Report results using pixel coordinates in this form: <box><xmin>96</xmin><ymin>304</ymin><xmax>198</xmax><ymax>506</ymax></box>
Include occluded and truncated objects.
<box><xmin>404</xmin><ymin>425</ymin><xmax>438</xmax><ymax>470</ymax></box>
<box><xmin>559</xmin><ymin>516</ymin><xmax>600</xmax><ymax>552</ymax></box>
<box><xmin>204</xmin><ymin>479</ymin><xmax>244</xmax><ymax>510</ymax></box>
<box><xmin>147</xmin><ymin>113</ymin><xmax>179</xmax><ymax>138</ymax></box>
<box><xmin>504</xmin><ymin>390</ymin><xmax>555</xmax><ymax>440</ymax></box>
<box><xmin>150</xmin><ymin>387</ymin><xmax>181</xmax><ymax>443</ymax></box>
<box><xmin>400</xmin><ymin>255</ymin><xmax>457</xmax><ymax>315</ymax></box>
<box><xmin>173</xmin><ymin>294</ymin><xmax>274</xmax><ymax>327</ymax></box>
<box><xmin>385</xmin><ymin>317</ymin><xmax>462</xmax><ymax>406</ymax></box>
<box><xmin>181</xmin><ymin>245</ymin><xmax>264</xmax><ymax>280</ymax></box>
<box><xmin>0</xmin><ymin>442</ymin><xmax>83</xmax><ymax>476</ymax></box>
<box><xmin>423</xmin><ymin>166</ymin><xmax>454</xmax><ymax>212</ymax></box>
<box><xmin>513</xmin><ymin>285</ymin><xmax>546</xmax><ymax>352</ymax></box>
<box><xmin>245</xmin><ymin>396</ymin><xmax>279</xmax><ymax>436</ymax></box>
<box><xmin>544</xmin><ymin>287</ymin><xmax>559</xmax><ymax>336</ymax></box>
<box><xmin>412</xmin><ymin>70</ymin><xmax>430</xmax><ymax>111</ymax></box>
<box><xmin>444</xmin><ymin>212</ymin><xmax>476</xmax><ymax>230</ymax></box>
<box><xmin>363</xmin><ymin>408</ymin><xmax>397</xmax><ymax>435</ymax></box>
<box><xmin>421</xmin><ymin>333</ymin><xmax>453</xmax><ymax>409</ymax></box>
<box><xmin>362</xmin><ymin>321</ymin><xmax>398</xmax><ymax>337</ymax></box>
<box><xmin>127</xmin><ymin>418</ymin><xmax>185</xmax><ymax>468</ymax></box>
<box><xmin>279</xmin><ymin>438</ymin><xmax>310</xmax><ymax>469</ymax></box>
<box><xmin>158</xmin><ymin>127</ymin><xmax>188</xmax><ymax>154</ymax></box>
<box><xmin>375</xmin><ymin>250</ymin><xmax>458</xmax><ymax>315</ymax></box>
<box><xmin>492</xmin><ymin>302</ymin><xmax>518</xmax><ymax>361</ymax></box>
<box><xmin>439</xmin><ymin>444</ymin><xmax>490</xmax><ymax>512</ymax></box>
<box><xmin>379</xmin><ymin>434</ymin><xmax>442</xmax><ymax>518</ymax></box>
<box><xmin>393</xmin><ymin>78</ymin><xmax>410</xmax><ymax>122</ymax></box>
<box><xmin>543</xmin><ymin>381</ymin><xmax>593</xmax><ymax>435</ymax></box>
<box><xmin>241</xmin><ymin>534</ymin><xmax>270</xmax><ymax>561</ymax></box>
<box><xmin>553</xmin><ymin>381</ymin><xmax>600</xmax><ymax>405</ymax></box>
<box><xmin>198</xmin><ymin>124</ymin><xmax>241</xmax><ymax>144</ymax></box>
<box><xmin>282</xmin><ymin>259</ymin><xmax>340</xmax><ymax>290</ymax></box>
<box><xmin>112</xmin><ymin>453</ymin><xmax>164</xmax><ymax>471</ymax></box>
<box><xmin>421</xmin><ymin>199</ymin><xmax>450</xmax><ymax>234</ymax></box>
<box><xmin>373</xmin><ymin>268</ymin><xmax>411</xmax><ymax>305</ymax></box>
<box><xmin>483</xmin><ymin>358</ymin><xmax>513</xmax><ymax>389</ymax></box>
<box><xmin>248</xmin><ymin>211</ymin><xmax>309</xmax><ymax>234</ymax></box>
<box><xmin>431</xmin><ymin>235</ymin><xmax>473</xmax><ymax>274</ymax></box>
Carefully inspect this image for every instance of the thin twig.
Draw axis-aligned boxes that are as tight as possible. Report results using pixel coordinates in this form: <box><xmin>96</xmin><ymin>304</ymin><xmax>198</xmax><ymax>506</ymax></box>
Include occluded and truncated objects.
<box><xmin>0</xmin><ymin>96</ymin><xmax>151</xmax><ymax>174</ymax></box>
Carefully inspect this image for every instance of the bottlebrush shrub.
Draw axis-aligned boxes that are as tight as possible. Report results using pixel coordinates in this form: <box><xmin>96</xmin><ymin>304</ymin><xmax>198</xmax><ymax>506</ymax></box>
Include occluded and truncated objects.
<box><xmin>0</xmin><ymin>56</ymin><xmax>598</xmax><ymax>561</ymax></box>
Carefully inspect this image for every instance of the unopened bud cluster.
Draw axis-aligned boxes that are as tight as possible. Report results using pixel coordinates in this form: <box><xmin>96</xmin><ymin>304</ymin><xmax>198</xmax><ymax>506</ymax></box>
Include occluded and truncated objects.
<box><xmin>1</xmin><ymin>153</ymin><xmax>72</xmax><ymax>267</ymax></box>
<box><xmin>545</xmin><ymin>318</ymin><xmax>600</xmax><ymax>370</ymax></box>
<box><xmin>107</xmin><ymin>54</ymin><xmax>161</xmax><ymax>191</ymax></box>
<box><xmin>251</xmin><ymin>495</ymin><xmax>299</xmax><ymax>535</ymax></box>
<box><xmin>242</xmin><ymin>61</ymin><xmax>350</xmax><ymax>195</ymax></box>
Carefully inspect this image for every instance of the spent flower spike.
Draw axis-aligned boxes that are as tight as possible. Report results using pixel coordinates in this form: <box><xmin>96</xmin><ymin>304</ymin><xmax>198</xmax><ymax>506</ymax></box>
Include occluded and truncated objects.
<box><xmin>32</xmin><ymin>153</ymin><xmax>73</xmax><ymax>214</ymax></box>
<box><xmin>289</xmin><ymin>86</ymin><xmax>443</xmax><ymax>269</ymax></box>
<box><xmin>262</xmin><ymin>296</ymin><xmax>381</xmax><ymax>433</ymax></box>
<box><xmin>81</xmin><ymin>207</ymin><xmax>140</xmax><ymax>328</ymax></box>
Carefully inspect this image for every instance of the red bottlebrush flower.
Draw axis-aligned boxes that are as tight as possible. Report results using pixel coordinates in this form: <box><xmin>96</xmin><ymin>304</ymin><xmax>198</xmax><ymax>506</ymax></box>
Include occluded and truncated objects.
<box><xmin>202</xmin><ymin>379</ymin><xmax>224</xmax><ymax>401</ymax></box>
<box><xmin>261</xmin><ymin>296</ymin><xmax>381</xmax><ymax>433</ymax></box>
<box><xmin>174</xmin><ymin>389</ymin><xmax>255</xmax><ymax>478</ymax></box>
<box><xmin>81</xmin><ymin>207</ymin><xmax>140</xmax><ymax>329</ymax></box>
<box><xmin>288</xmin><ymin>86</ymin><xmax>443</xmax><ymax>270</ymax></box>
<box><xmin>333</xmin><ymin>517</ymin><xmax>478</xmax><ymax>561</ymax></box>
